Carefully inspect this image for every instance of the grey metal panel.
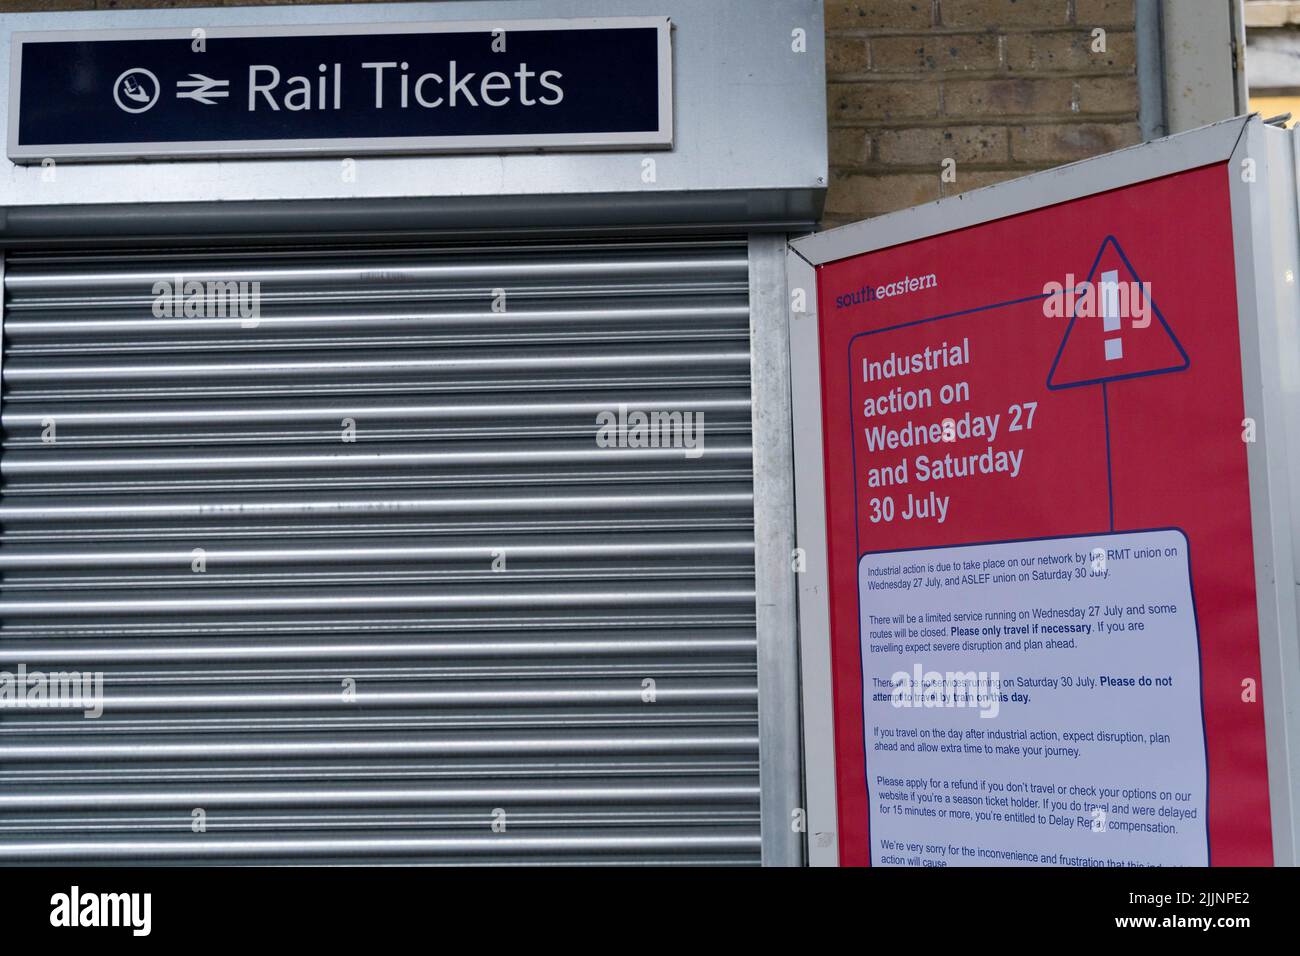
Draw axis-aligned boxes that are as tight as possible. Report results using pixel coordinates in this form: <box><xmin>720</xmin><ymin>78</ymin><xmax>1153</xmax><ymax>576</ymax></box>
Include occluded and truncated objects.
<box><xmin>784</xmin><ymin>247</ymin><xmax>837</xmax><ymax>866</ymax></box>
<box><xmin>0</xmin><ymin>234</ymin><xmax>763</xmax><ymax>865</ymax></box>
<box><xmin>747</xmin><ymin>233</ymin><xmax>800</xmax><ymax>866</ymax></box>
<box><xmin>1232</xmin><ymin>119</ymin><xmax>1300</xmax><ymax>867</ymax></box>
<box><xmin>1160</xmin><ymin>0</ymin><xmax>1241</xmax><ymax>133</ymax></box>
<box><xmin>0</xmin><ymin>0</ymin><xmax>828</xmax><ymax>239</ymax></box>
<box><xmin>1135</xmin><ymin>0</ymin><xmax>1167</xmax><ymax>141</ymax></box>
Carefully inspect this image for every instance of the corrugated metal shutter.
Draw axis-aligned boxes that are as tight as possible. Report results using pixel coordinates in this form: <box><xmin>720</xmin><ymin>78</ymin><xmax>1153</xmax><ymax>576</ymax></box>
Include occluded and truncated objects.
<box><xmin>0</xmin><ymin>236</ymin><xmax>761</xmax><ymax>865</ymax></box>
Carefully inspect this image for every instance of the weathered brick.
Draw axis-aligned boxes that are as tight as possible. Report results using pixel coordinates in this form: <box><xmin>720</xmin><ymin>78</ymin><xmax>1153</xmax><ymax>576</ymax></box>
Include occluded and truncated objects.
<box><xmin>1074</xmin><ymin>0</ymin><xmax>1138</xmax><ymax>27</ymax></box>
<box><xmin>825</xmin><ymin>1</ymin><xmax>934</xmax><ymax>32</ymax></box>
<box><xmin>830</xmin><ymin>128</ymin><xmax>872</xmax><ymax>165</ymax></box>
<box><xmin>826</xmin><ymin>171</ymin><xmax>941</xmax><ymax>217</ymax></box>
<box><xmin>1010</xmin><ymin>122</ymin><xmax>1141</xmax><ymax>161</ymax></box>
<box><xmin>941</xmin><ymin>168</ymin><xmax>1026</xmax><ymax>196</ymax></box>
<box><xmin>1005</xmin><ymin>29</ymin><xmax>1135</xmax><ymax>72</ymax></box>
<box><xmin>940</xmin><ymin>0</ymin><xmax>1069</xmax><ymax>29</ymax></box>
<box><xmin>1075</xmin><ymin>75</ymin><xmax>1139</xmax><ymax>114</ymax></box>
<box><xmin>827</xmin><ymin>36</ymin><xmax>872</xmax><ymax>75</ymax></box>
<box><xmin>830</xmin><ymin>81</ymin><xmax>942</xmax><ymax>122</ymax></box>
<box><xmin>1244</xmin><ymin>2</ymin><xmax>1294</xmax><ymax>28</ymax></box>
<box><xmin>877</xmin><ymin>125</ymin><xmax>1009</xmax><ymax>164</ymax></box>
<box><xmin>96</xmin><ymin>0</ymin><xmax>229</xmax><ymax>7</ymax></box>
<box><xmin>944</xmin><ymin>77</ymin><xmax>1075</xmax><ymax>117</ymax></box>
<box><xmin>870</xmin><ymin>33</ymin><xmax>1002</xmax><ymax>72</ymax></box>
<box><xmin>7</xmin><ymin>0</ymin><xmax>96</xmax><ymax>9</ymax></box>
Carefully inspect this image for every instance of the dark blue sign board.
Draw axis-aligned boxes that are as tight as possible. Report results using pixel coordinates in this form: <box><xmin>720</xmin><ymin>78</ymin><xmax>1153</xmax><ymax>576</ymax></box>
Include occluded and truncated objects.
<box><xmin>8</xmin><ymin>17</ymin><xmax>673</xmax><ymax>162</ymax></box>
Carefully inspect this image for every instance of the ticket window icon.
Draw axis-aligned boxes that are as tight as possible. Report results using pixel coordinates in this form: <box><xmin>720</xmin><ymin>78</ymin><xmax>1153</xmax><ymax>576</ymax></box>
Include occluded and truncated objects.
<box><xmin>114</xmin><ymin>68</ymin><xmax>160</xmax><ymax>114</ymax></box>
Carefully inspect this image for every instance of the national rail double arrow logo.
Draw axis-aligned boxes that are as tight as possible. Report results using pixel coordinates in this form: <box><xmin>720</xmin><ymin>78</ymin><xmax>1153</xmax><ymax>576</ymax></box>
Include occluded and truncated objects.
<box><xmin>176</xmin><ymin>73</ymin><xmax>231</xmax><ymax>106</ymax></box>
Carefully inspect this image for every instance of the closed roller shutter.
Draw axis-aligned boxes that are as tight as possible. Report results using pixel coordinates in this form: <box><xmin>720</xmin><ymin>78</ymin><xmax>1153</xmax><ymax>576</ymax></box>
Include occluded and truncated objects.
<box><xmin>0</xmin><ymin>236</ymin><xmax>761</xmax><ymax>865</ymax></box>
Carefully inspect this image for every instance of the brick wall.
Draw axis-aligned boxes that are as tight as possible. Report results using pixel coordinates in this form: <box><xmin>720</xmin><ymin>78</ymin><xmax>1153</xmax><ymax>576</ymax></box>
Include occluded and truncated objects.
<box><xmin>0</xmin><ymin>0</ymin><xmax>1143</xmax><ymax>227</ymax></box>
<box><xmin>825</xmin><ymin>0</ymin><xmax>1141</xmax><ymax>226</ymax></box>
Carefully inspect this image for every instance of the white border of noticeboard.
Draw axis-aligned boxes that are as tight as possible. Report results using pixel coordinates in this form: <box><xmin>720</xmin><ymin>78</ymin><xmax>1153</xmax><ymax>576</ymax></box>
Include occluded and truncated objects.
<box><xmin>786</xmin><ymin>115</ymin><xmax>1300</xmax><ymax>867</ymax></box>
<box><xmin>7</xmin><ymin>16</ymin><xmax>674</xmax><ymax>162</ymax></box>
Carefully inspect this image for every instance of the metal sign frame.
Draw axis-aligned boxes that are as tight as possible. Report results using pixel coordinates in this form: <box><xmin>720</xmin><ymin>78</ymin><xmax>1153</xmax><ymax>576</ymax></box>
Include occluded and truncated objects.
<box><xmin>786</xmin><ymin>115</ymin><xmax>1300</xmax><ymax>867</ymax></box>
<box><xmin>7</xmin><ymin>16</ymin><xmax>674</xmax><ymax>163</ymax></box>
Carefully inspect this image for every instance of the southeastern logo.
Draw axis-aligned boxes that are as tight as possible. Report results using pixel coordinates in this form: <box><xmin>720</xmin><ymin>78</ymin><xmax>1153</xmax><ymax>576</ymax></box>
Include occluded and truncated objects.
<box><xmin>835</xmin><ymin>272</ymin><xmax>939</xmax><ymax>310</ymax></box>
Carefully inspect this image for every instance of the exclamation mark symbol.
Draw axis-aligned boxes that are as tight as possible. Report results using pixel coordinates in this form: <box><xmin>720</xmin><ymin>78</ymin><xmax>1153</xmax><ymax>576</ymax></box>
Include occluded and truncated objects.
<box><xmin>1101</xmin><ymin>269</ymin><xmax>1123</xmax><ymax>361</ymax></box>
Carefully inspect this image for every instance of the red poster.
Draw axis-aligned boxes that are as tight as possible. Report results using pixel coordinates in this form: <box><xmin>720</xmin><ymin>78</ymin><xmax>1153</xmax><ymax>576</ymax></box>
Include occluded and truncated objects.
<box><xmin>815</xmin><ymin>164</ymin><xmax>1272</xmax><ymax>866</ymax></box>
